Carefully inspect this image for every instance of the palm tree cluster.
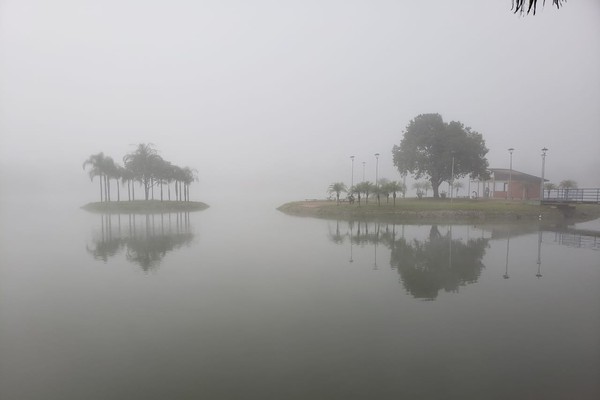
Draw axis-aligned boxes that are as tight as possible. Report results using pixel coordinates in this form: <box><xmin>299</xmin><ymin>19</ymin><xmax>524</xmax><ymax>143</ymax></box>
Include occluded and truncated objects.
<box><xmin>332</xmin><ymin>180</ymin><xmax>405</xmax><ymax>206</ymax></box>
<box><xmin>83</xmin><ymin>144</ymin><xmax>198</xmax><ymax>203</ymax></box>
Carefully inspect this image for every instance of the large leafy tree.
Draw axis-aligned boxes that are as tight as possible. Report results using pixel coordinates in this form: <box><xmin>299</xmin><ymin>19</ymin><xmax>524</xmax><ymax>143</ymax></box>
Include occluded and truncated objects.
<box><xmin>393</xmin><ymin>113</ymin><xmax>489</xmax><ymax>198</ymax></box>
<box><xmin>558</xmin><ymin>179</ymin><xmax>577</xmax><ymax>189</ymax></box>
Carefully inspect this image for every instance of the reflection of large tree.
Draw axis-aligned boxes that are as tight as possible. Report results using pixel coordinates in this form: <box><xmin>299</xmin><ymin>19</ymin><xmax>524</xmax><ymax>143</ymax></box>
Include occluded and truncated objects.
<box><xmin>87</xmin><ymin>213</ymin><xmax>194</xmax><ymax>271</ymax></box>
<box><xmin>328</xmin><ymin>222</ymin><xmax>489</xmax><ymax>300</ymax></box>
<box><xmin>390</xmin><ymin>226</ymin><xmax>488</xmax><ymax>300</ymax></box>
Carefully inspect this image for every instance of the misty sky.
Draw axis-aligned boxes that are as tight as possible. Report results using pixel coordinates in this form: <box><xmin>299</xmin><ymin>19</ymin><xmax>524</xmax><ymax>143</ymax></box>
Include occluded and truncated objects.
<box><xmin>1</xmin><ymin>0</ymin><xmax>599</xmax><ymax>205</ymax></box>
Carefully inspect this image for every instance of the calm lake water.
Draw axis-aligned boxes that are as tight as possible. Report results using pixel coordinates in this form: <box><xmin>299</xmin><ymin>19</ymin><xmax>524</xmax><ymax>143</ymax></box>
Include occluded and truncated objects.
<box><xmin>1</xmin><ymin>201</ymin><xmax>599</xmax><ymax>400</ymax></box>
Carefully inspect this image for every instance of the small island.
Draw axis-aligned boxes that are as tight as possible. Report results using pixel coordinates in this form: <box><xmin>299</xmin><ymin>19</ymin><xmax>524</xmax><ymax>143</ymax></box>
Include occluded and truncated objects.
<box><xmin>277</xmin><ymin>199</ymin><xmax>600</xmax><ymax>223</ymax></box>
<box><xmin>280</xmin><ymin>113</ymin><xmax>600</xmax><ymax>225</ymax></box>
<box><xmin>82</xmin><ymin>143</ymin><xmax>209</xmax><ymax>213</ymax></box>
<box><xmin>82</xmin><ymin>200</ymin><xmax>209</xmax><ymax>214</ymax></box>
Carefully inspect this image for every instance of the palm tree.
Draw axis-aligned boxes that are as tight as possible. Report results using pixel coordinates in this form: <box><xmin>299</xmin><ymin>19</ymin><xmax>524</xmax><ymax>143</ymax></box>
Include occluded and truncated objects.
<box><xmin>378</xmin><ymin>178</ymin><xmax>391</xmax><ymax>204</ymax></box>
<box><xmin>120</xmin><ymin>165</ymin><xmax>135</xmax><ymax>202</ymax></box>
<box><xmin>171</xmin><ymin>165</ymin><xmax>185</xmax><ymax>201</ymax></box>
<box><xmin>385</xmin><ymin>181</ymin><xmax>405</xmax><ymax>206</ymax></box>
<box><xmin>355</xmin><ymin>181</ymin><xmax>375</xmax><ymax>205</ymax></box>
<box><xmin>83</xmin><ymin>153</ymin><xmax>107</xmax><ymax>202</ymax></box>
<box><xmin>328</xmin><ymin>182</ymin><xmax>347</xmax><ymax>204</ymax></box>
<box><xmin>123</xmin><ymin>143</ymin><xmax>162</xmax><ymax>201</ymax></box>
<box><xmin>181</xmin><ymin>167</ymin><xmax>198</xmax><ymax>202</ymax></box>
<box><xmin>348</xmin><ymin>185</ymin><xmax>360</xmax><ymax>205</ymax></box>
<box><xmin>452</xmin><ymin>181</ymin><xmax>464</xmax><ymax>197</ymax></box>
<box><xmin>103</xmin><ymin>158</ymin><xmax>124</xmax><ymax>202</ymax></box>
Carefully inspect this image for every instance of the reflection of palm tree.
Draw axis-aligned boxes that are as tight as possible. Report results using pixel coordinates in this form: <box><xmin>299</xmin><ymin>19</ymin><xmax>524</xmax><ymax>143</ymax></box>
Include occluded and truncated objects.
<box><xmin>86</xmin><ymin>212</ymin><xmax>195</xmax><ymax>271</ymax></box>
<box><xmin>327</xmin><ymin>220</ymin><xmax>345</xmax><ymax>244</ymax></box>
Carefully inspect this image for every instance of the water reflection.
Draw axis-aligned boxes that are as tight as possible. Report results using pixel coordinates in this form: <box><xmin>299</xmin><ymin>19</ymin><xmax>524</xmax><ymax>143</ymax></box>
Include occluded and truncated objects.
<box><xmin>87</xmin><ymin>213</ymin><xmax>194</xmax><ymax>271</ymax></box>
<box><xmin>329</xmin><ymin>221</ymin><xmax>489</xmax><ymax>300</ymax></box>
<box><xmin>390</xmin><ymin>225</ymin><xmax>489</xmax><ymax>300</ymax></box>
<box><xmin>504</xmin><ymin>227</ymin><xmax>511</xmax><ymax>279</ymax></box>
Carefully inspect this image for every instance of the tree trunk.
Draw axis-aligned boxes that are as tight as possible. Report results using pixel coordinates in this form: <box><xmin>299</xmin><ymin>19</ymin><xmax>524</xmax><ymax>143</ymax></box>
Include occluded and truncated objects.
<box><xmin>99</xmin><ymin>177</ymin><xmax>103</xmax><ymax>202</ymax></box>
<box><xmin>168</xmin><ymin>184</ymin><xmax>171</xmax><ymax>201</ymax></box>
<box><xmin>117</xmin><ymin>180</ymin><xmax>120</xmax><ymax>202</ymax></box>
<box><xmin>393</xmin><ymin>193</ymin><xmax>396</xmax><ymax>206</ymax></box>
<box><xmin>175</xmin><ymin>181</ymin><xmax>178</xmax><ymax>201</ymax></box>
<box><xmin>144</xmin><ymin>178</ymin><xmax>149</xmax><ymax>200</ymax></box>
<box><xmin>431</xmin><ymin>179</ymin><xmax>441</xmax><ymax>198</ymax></box>
<box><xmin>105</xmin><ymin>175</ymin><xmax>110</xmax><ymax>202</ymax></box>
<box><xmin>160</xmin><ymin>181</ymin><xmax>163</xmax><ymax>202</ymax></box>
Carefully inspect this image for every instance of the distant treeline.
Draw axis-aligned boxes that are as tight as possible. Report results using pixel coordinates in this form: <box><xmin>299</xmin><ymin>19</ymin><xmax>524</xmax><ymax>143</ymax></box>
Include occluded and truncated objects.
<box><xmin>83</xmin><ymin>143</ymin><xmax>197</xmax><ymax>202</ymax></box>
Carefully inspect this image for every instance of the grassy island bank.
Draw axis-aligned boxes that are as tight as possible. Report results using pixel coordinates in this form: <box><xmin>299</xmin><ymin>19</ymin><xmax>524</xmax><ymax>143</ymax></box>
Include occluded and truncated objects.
<box><xmin>82</xmin><ymin>200</ymin><xmax>209</xmax><ymax>214</ymax></box>
<box><xmin>278</xmin><ymin>199</ymin><xmax>600</xmax><ymax>223</ymax></box>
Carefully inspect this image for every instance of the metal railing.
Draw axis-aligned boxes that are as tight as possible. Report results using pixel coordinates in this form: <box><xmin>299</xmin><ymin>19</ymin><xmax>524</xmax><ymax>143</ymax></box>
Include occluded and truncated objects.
<box><xmin>542</xmin><ymin>188</ymin><xmax>600</xmax><ymax>204</ymax></box>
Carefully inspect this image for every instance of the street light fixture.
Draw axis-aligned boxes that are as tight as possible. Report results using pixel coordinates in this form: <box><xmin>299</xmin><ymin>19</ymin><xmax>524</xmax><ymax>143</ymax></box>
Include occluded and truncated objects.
<box><xmin>508</xmin><ymin>148</ymin><xmax>514</xmax><ymax>200</ymax></box>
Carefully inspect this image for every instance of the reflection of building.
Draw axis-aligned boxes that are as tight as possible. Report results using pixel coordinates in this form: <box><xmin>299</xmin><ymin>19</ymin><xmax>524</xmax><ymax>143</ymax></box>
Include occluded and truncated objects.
<box><xmin>488</xmin><ymin>168</ymin><xmax>546</xmax><ymax>200</ymax></box>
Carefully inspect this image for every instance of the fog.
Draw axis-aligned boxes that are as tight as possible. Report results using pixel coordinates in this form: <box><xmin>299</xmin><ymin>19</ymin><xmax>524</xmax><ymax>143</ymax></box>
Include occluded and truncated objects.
<box><xmin>1</xmin><ymin>0</ymin><xmax>599</xmax><ymax>207</ymax></box>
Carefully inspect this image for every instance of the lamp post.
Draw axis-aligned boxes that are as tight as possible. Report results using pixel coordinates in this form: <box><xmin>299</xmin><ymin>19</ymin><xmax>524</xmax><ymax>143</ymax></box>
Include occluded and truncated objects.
<box><xmin>508</xmin><ymin>148</ymin><xmax>514</xmax><ymax>200</ymax></box>
<box><xmin>450</xmin><ymin>156</ymin><xmax>455</xmax><ymax>204</ymax></box>
<box><xmin>350</xmin><ymin>156</ymin><xmax>355</xmax><ymax>189</ymax></box>
<box><xmin>375</xmin><ymin>153</ymin><xmax>380</xmax><ymax>206</ymax></box>
<box><xmin>362</xmin><ymin>161</ymin><xmax>366</xmax><ymax>182</ymax></box>
<box><xmin>539</xmin><ymin>148</ymin><xmax>548</xmax><ymax>203</ymax></box>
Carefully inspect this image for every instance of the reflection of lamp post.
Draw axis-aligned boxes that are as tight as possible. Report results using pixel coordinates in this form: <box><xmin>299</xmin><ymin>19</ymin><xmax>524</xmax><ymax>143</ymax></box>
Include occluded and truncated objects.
<box><xmin>539</xmin><ymin>148</ymin><xmax>548</xmax><ymax>203</ymax></box>
<box><xmin>373</xmin><ymin>223</ymin><xmax>379</xmax><ymax>270</ymax></box>
<box><xmin>350</xmin><ymin>156</ymin><xmax>355</xmax><ymax>189</ymax></box>
<box><xmin>375</xmin><ymin>153</ymin><xmax>380</xmax><ymax>206</ymax></box>
<box><xmin>349</xmin><ymin>221</ymin><xmax>354</xmax><ymax>263</ymax></box>
<box><xmin>536</xmin><ymin>230</ymin><xmax>543</xmax><ymax>278</ymax></box>
<box><xmin>503</xmin><ymin>229</ymin><xmax>511</xmax><ymax>279</ymax></box>
<box><xmin>508</xmin><ymin>148</ymin><xmax>514</xmax><ymax>200</ymax></box>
